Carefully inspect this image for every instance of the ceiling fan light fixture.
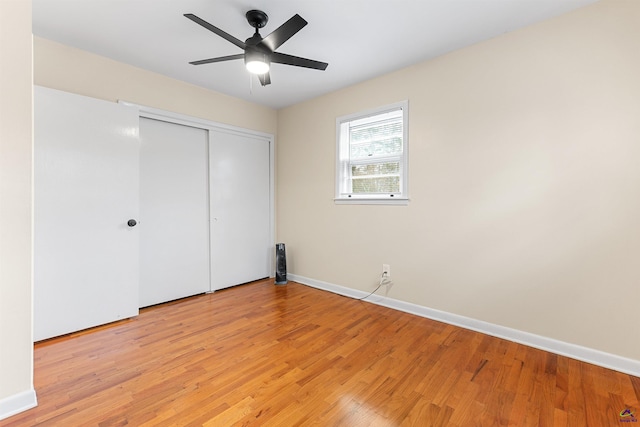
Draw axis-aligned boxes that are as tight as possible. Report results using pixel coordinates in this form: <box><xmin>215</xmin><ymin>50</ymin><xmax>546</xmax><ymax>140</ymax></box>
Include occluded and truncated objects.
<box><xmin>245</xmin><ymin>50</ymin><xmax>271</xmax><ymax>74</ymax></box>
<box><xmin>246</xmin><ymin>60</ymin><xmax>270</xmax><ymax>75</ymax></box>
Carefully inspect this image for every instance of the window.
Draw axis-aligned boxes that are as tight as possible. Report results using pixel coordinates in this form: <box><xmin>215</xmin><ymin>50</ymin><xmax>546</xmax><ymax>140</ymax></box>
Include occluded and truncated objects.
<box><xmin>335</xmin><ymin>101</ymin><xmax>408</xmax><ymax>204</ymax></box>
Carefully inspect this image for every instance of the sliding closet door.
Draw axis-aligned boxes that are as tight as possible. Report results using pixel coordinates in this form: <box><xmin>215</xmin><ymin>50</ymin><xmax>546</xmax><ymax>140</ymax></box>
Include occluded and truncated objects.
<box><xmin>209</xmin><ymin>130</ymin><xmax>271</xmax><ymax>291</ymax></box>
<box><xmin>139</xmin><ymin>118</ymin><xmax>210</xmax><ymax>307</ymax></box>
<box><xmin>34</xmin><ymin>86</ymin><xmax>140</xmax><ymax>341</ymax></box>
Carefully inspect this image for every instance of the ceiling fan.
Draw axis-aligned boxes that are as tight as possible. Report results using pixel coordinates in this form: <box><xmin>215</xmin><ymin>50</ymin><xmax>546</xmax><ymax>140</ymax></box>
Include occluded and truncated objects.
<box><xmin>184</xmin><ymin>10</ymin><xmax>329</xmax><ymax>86</ymax></box>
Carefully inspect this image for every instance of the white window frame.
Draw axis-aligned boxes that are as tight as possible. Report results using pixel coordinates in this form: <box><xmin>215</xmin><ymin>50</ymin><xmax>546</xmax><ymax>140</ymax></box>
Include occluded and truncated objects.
<box><xmin>335</xmin><ymin>100</ymin><xmax>409</xmax><ymax>205</ymax></box>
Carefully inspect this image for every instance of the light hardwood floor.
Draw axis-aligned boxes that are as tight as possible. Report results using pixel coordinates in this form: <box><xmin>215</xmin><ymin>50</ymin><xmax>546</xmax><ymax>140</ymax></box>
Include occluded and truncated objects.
<box><xmin>2</xmin><ymin>279</ymin><xmax>639</xmax><ymax>426</ymax></box>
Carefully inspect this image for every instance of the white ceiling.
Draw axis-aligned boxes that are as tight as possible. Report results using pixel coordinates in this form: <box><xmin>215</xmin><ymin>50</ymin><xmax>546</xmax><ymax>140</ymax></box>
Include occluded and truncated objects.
<box><xmin>32</xmin><ymin>0</ymin><xmax>598</xmax><ymax>110</ymax></box>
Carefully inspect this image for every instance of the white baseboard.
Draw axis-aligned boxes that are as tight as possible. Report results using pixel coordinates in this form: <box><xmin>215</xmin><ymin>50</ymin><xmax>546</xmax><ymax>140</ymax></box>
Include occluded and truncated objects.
<box><xmin>289</xmin><ymin>274</ymin><xmax>640</xmax><ymax>377</ymax></box>
<box><xmin>0</xmin><ymin>388</ymin><xmax>37</xmax><ymax>421</ymax></box>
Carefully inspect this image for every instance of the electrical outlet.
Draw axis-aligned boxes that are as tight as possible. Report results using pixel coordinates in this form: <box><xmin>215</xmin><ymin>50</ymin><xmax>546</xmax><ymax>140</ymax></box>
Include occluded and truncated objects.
<box><xmin>382</xmin><ymin>264</ymin><xmax>390</xmax><ymax>277</ymax></box>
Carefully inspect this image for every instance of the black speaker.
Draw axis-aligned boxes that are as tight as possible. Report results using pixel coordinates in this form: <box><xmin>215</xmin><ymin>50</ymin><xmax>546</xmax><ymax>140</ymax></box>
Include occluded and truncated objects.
<box><xmin>275</xmin><ymin>243</ymin><xmax>287</xmax><ymax>285</ymax></box>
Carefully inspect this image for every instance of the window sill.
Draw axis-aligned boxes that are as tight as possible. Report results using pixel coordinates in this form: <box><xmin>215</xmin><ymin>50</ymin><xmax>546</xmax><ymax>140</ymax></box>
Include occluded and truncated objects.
<box><xmin>334</xmin><ymin>197</ymin><xmax>409</xmax><ymax>206</ymax></box>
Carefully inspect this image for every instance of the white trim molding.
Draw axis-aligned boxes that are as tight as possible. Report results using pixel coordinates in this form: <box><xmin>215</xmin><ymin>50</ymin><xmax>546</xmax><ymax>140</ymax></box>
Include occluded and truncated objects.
<box><xmin>289</xmin><ymin>274</ymin><xmax>640</xmax><ymax>378</ymax></box>
<box><xmin>117</xmin><ymin>101</ymin><xmax>274</xmax><ymax>141</ymax></box>
<box><xmin>0</xmin><ymin>389</ymin><xmax>37</xmax><ymax>421</ymax></box>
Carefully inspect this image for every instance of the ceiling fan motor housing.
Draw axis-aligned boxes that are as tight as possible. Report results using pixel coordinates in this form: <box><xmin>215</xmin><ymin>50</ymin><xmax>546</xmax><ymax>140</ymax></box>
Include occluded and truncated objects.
<box><xmin>245</xmin><ymin>45</ymin><xmax>271</xmax><ymax>73</ymax></box>
<box><xmin>244</xmin><ymin>10</ymin><xmax>272</xmax><ymax>74</ymax></box>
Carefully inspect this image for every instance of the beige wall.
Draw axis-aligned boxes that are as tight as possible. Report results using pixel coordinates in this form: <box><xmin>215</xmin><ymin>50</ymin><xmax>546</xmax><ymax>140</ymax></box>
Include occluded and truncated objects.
<box><xmin>277</xmin><ymin>0</ymin><xmax>640</xmax><ymax>361</ymax></box>
<box><xmin>0</xmin><ymin>0</ymin><xmax>34</xmax><ymax>404</ymax></box>
<box><xmin>34</xmin><ymin>37</ymin><xmax>277</xmax><ymax>136</ymax></box>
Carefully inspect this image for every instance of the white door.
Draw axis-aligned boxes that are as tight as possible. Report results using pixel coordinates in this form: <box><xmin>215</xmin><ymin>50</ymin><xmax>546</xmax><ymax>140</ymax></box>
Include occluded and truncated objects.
<box><xmin>34</xmin><ymin>86</ymin><xmax>140</xmax><ymax>341</ymax></box>
<box><xmin>139</xmin><ymin>118</ymin><xmax>210</xmax><ymax>307</ymax></box>
<box><xmin>209</xmin><ymin>130</ymin><xmax>271</xmax><ymax>290</ymax></box>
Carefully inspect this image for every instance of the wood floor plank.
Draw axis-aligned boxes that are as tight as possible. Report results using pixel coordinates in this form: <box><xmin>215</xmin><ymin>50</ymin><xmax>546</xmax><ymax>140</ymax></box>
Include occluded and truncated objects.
<box><xmin>1</xmin><ymin>279</ymin><xmax>638</xmax><ymax>426</ymax></box>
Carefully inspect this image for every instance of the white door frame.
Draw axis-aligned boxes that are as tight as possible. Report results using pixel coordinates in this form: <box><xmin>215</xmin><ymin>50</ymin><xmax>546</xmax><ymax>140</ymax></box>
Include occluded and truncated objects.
<box><xmin>119</xmin><ymin>101</ymin><xmax>276</xmax><ymax>289</ymax></box>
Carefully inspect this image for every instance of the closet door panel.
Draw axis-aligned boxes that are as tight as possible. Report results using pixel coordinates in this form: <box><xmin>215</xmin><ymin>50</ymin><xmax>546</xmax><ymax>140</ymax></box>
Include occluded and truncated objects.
<box><xmin>34</xmin><ymin>86</ymin><xmax>140</xmax><ymax>341</ymax></box>
<box><xmin>209</xmin><ymin>130</ymin><xmax>271</xmax><ymax>290</ymax></box>
<box><xmin>139</xmin><ymin>118</ymin><xmax>210</xmax><ymax>307</ymax></box>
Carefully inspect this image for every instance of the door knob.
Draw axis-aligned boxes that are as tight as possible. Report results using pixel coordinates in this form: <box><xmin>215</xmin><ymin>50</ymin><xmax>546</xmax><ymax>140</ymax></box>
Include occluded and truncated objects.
<box><xmin>127</xmin><ymin>219</ymin><xmax>137</xmax><ymax>227</ymax></box>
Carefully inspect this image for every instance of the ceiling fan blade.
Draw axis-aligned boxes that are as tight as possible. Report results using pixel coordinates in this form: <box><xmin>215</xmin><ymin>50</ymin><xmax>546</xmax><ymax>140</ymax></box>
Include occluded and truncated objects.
<box><xmin>184</xmin><ymin>13</ymin><xmax>246</xmax><ymax>50</ymax></box>
<box><xmin>271</xmin><ymin>52</ymin><xmax>328</xmax><ymax>70</ymax></box>
<box><xmin>258</xmin><ymin>72</ymin><xmax>271</xmax><ymax>86</ymax></box>
<box><xmin>260</xmin><ymin>14</ymin><xmax>307</xmax><ymax>52</ymax></box>
<box><xmin>189</xmin><ymin>54</ymin><xmax>244</xmax><ymax>65</ymax></box>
